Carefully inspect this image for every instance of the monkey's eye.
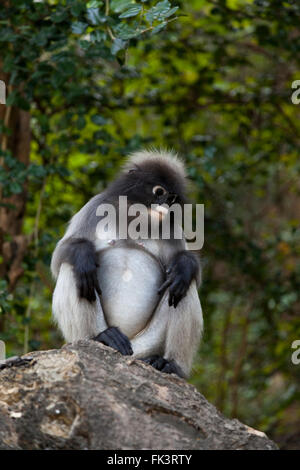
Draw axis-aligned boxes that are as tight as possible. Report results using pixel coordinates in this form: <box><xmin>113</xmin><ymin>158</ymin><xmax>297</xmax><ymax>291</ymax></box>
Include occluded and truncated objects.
<box><xmin>152</xmin><ymin>185</ymin><xmax>167</xmax><ymax>197</ymax></box>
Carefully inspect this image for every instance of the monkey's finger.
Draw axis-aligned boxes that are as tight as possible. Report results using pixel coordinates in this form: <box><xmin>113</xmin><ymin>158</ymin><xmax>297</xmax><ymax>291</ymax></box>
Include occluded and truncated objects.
<box><xmin>152</xmin><ymin>356</ymin><xmax>167</xmax><ymax>370</ymax></box>
<box><xmin>78</xmin><ymin>282</ymin><xmax>84</xmax><ymax>299</ymax></box>
<box><xmin>79</xmin><ymin>274</ymin><xmax>96</xmax><ymax>302</ymax></box>
<box><xmin>158</xmin><ymin>278</ymin><xmax>172</xmax><ymax>295</ymax></box>
<box><xmin>173</xmin><ymin>294</ymin><xmax>183</xmax><ymax>309</ymax></box>
<box><xmin>173</xmin><ymin>283</ymin><xmax>188</xmax><ymax>303</ymax></box>
<box><xmin>84</xmin><ymin>270</ymin><xmax>101</xmax><ymax>302</ymax></box>
<box><xmin>169</xmin><ymin>293</ymin><xmax>175</xmax><ymax>307</ymax></box>
<box><xmin>161</xmin><ymin>360</ymin><xmax>184</xmax><ymax>377</ymax></box>
<box><xmin>166</xmin><ymin>259</ymin><xmax>177</xmax><ymax>275</ymax></box>
<box><xmin>87</xmin><ymin>271</ymin><xmax>98</xmax><ymax>300</ymax></box>
<box><xmin>179</xmin><ymin>284</ymin><xmax>188</xmax><ymax>299</ymax></box>
<box><xmin>106</xmin><ymin>327</ymin><xmax>133</xmax><ymax>355</ymax></box>
<box><xmin>96</xmin><ymin>329</ymin><xmax>126</xmax><ymax>354</ymax></box>
<box><xmin>92</xmin><ymin>272</ymin><xmax>102</xmax><ymax>296</ymax></box>
<box><xmin>168</xmin><ymin>279</ymin><xmax>182</xmax><ymax>306</ymax></box>
<box><xmin>105</xmin><ymin>328</ymin><xmax>127</xmax><ymax>355</ymax></box>
<box><xmin>169</xmin><ymin>290</ymin><xmax>183</xmax><ymax>308</ymax></box>
<box><xmin>113</xmin><ymin>327</ymin><xmax>133</xmax><ymax>354</ymax></box>
<box><xmin>142</xmin><ymin>357</ymin><xmax>153</xmax><ymax>365</ymax></box>
<box><xmin>85</xmin><ymin>285</ymin><xmax>94</xmax><ymax>302</ymax></box>
<box><xmin>79</xmin><ymin>273</ymin><xmax>89</xmax><ymax>300</ymax></box>
<box><xmin>172</xmin><ymin>289</ymin><xmax>185</xmax><ymax>308</ymax></box>
<box><xmin>141</xmin><ymin>355</ymin><xmax>159</xmax><ymax>365</ymax></box>
<box><xmin>86</xmin><ymin>285</ymin><xmax>96</xmax><ymax>302</ymax></box>
<box><xmin>77</xmin><ymin>274</ymin><xmax>85</xmax><ymax>298</ymax></box>
<box><xmin>115</xmin><ymin>329</ymin><xmax>133</xmax><ymax>356</ymax></box>
<box><xmin>96</xmin><ymin>330</ymin><xmax>111</xmax><ymax>347</ymax></box>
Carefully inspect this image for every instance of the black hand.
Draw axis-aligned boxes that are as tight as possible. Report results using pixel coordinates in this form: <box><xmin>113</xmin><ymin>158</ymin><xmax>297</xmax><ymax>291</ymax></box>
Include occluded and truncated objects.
<box><xmin>94</xmin><ymin>327</ymin><xmax>133</xmax><ymax>356</ymax></box>
<box><xmin>158</xmin><ymin>251</ymin><xmax>199</xmax><ymax>308</ymax></box>
<box><xmin>62</xmin><ymin>238</ymin><xmax>101</xmax><ymax>302</ymax></box>
<box><xmin>141</xmin><ymin>355</ymin><xmax>184</xmax><ymax>378</ymax></box>
<box><xmin>77</xmin><ymin>262</ymin><xmax>101</xmax><ymax>303</ymax></box>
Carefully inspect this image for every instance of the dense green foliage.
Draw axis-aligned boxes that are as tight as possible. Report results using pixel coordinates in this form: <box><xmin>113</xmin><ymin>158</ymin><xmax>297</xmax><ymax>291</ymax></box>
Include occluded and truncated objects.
<box><xmin>0</xmin><ymin>0</ymin><xmax>300</xmax><ymax>448</ymax></box>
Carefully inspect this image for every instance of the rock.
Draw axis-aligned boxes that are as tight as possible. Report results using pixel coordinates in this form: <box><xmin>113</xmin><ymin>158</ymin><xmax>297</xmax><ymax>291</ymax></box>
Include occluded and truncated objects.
<box><xmin>0</xmin><ymin>340</ymin><xmax>277</xmax><ymax>450</ymax></box>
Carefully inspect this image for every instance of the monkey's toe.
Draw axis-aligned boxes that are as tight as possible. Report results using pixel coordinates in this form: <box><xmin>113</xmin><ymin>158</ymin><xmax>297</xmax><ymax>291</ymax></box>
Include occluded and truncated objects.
<box><xmin>94</xmin><ymin>327</ymin><xmax>133</xmax><ymax>356</ymax></box>
<box><xmin>160</xmin><ymin>359</ymin><xmax>184</xmax><ymax>378</ymax></box>
<box><xmin>141</xmin><ymin>355</ymin><xmax>164</xmax><ymax>368</ymax></box>
<box><xmin>146</xmin><ymin>355</ymin><xmax>167</xmax><ymax>370</ymax></box>
<box><xmin>141</xmin><ymin>355</ymin><xmax>184</xmax><ymax>378</ymax></box>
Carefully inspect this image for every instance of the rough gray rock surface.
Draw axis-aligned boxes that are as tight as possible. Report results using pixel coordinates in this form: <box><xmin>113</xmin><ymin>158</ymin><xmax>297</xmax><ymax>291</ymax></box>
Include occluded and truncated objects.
<box><xmin>0</xmin><ymin>340</ymin><xmax>277</xmax><ymax>450</ymax></box>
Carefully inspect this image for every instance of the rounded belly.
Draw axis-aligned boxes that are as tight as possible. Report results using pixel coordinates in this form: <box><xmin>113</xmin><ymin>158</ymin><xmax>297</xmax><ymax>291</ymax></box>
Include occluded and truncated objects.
<box><xmin>97</xmin><ymin>246</ymin><xmax>164</xmax><ymax>339</ymax></box>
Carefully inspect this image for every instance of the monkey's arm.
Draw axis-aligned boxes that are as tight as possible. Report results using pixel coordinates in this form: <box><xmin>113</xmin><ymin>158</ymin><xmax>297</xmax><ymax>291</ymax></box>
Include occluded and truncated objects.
<box><xmin>132</xmin><ymin>282</ymin><xmax>203</xmax><ymax>378</ymax></box>
<box><xmin>51</xmin><ymin>193</ymin><xmax>106</xmax><ymax>302</ymax></box>
<box><xmin>158</xmin><ymin>250</ymin><xmax>200</xmax><ymax>308</ymax></box>
<box><xmin>52</xmin><ymin>261</ymin><xmax>133</xmax><ymax>354</ymax></box>
<box><xmin>164</xmin><ymin>282</ymin><xmax>203</xmax><ymax>377</ymax></box>
<box><xmin>53</xmin><ymin>238</ymin><xmax>101</xmax><ymax>303</ymax></box>
<box><xmin>51</xmin><ymin>195</ymin><xmax>133</xmax><ymax>354</ymax></box>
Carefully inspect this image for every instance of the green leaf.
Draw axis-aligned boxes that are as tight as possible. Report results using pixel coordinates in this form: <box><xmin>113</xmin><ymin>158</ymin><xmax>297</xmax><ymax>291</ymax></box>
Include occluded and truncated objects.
<box><xmin>113</xmin><ymin>22</ymin><xmax>140</xmax><ymax>39</ymax></box>
<box><xmin>90</xmin><ymin>30</ymin><xmax>107</xmax><ymax>43</ymax></box>
<box><xmin>93</xmin><ymin>129</ymin><xmax>111</xmax><ymax>141</ymax></box>
<box><xmin>111</xmin><ymin>38</ymin><xmax>126</xmax><ymax>55</ymax></box>
<box><xmin>51</xmin><ymin>9</ymin><xmax>68</xmax><ymax>23</ymax></box>
<box><xmin>91</xmin><ymin>115</ymin><xmax>108</xmax><ymax>125</ymax></box>
<box><xmin>111</xmin><ymin>0</ymin><xmax>133</xmax><ymax>13</ymax></box>
<box><xmin>72</xmin><ymin>21</ymin><xmax>88</xmax><ymax>34</ymax></box>
<box><xmin>9</xmin><ymin>182</ymin><xmax>23</xmax><ymax>194</ymax></box>
<box><xmin>50</xmin><ymin>71</ymin><xmax>65</xmax><ymax>88</ymax></box>
<box><xmin>78</xmin><ymin>39</ymin><xmax>91</xmax><ymax>50</ymax></box>
<box><xmin>34</xmin><ymin>31</ymin><xmax>48</xmax><ymax>47</ymax></box>
<box><xmin>0</xmin><ymin>28</ymin><xmax>18</xmax><ymax>42</ymax></box>
<box><xmin>87</xmin><ymin>0</ymin><xmax>103</xmax><ymax>7</ymax></box>
<box><xmin>76</xmin><ymin>115</ymin><xmax>86</xmax><ymax>130</ymax></box>
<box><xmin>119</xmin><ymin>5</ymin><xmax>142</xmax><ymax>18</ymax></box>
<box><xmin>151</xmin><ymin>22</ymin><xmax>167</xmax><ymax>35</ymax></box>
<box><xmin>28</xmin><ymin>164</ymin><xmax>48</xmax><ymax>179</ymax></box>
<box><xmin>145</xmin><ymin>0</ymin><xmax>172</xmax><ymax>24</ymax></box>
<box><xmin>164</xmin><ymin>6</ymin><xmax>178</xmax><ymax>18</ymax></box>
<box><xmin>86</xmin><ymin>8</ymin><xmax>106</xmax><ymax>25</ymax></box>
<box><xmin>6</xmin><ymin>90</ymin><xmax>18</xmax><ymax>107</ymax></box>
<box><xmin>71</xmin><ymin>2</ymin><xmax>86</xmax><ymax>17</ymax></box>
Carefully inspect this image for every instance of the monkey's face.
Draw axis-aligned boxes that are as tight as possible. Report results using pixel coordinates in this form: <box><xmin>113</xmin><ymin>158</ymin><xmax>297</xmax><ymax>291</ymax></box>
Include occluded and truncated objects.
<box><xmin>129</xmin><ymin>181</ymin><xmax>177</xmax><ymax>207</ymax></box>
<box><xmin>121</xmin><ymin>162</ymin><xmax>187</xmax><ymax>210</ymax></box>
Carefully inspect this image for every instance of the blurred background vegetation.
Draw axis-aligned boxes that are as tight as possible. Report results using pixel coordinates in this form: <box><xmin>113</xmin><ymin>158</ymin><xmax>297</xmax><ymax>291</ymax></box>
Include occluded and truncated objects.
<box><xmin>0</xmin><ymin>0</ymin><xmax>299</xmax><ymax>449</ymax></box>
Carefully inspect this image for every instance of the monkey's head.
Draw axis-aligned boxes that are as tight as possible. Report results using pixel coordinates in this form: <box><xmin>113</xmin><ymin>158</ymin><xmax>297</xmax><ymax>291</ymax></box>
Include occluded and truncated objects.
<box><xmin>107</xmin><ymin>150</ymin><xmax>188</xmax><ymax>209</ymax></box>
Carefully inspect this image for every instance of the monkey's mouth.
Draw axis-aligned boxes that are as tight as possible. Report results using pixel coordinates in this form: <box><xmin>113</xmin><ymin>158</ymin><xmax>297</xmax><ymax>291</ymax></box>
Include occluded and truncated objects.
<box><xmin>148</xmin><ymin>205</ymin><xmax>169</xmax><ymax>223</ymax></box>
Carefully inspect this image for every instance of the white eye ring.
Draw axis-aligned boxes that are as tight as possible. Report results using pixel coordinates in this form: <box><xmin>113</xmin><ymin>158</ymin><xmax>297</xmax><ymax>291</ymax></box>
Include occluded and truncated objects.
<box><xmin>152</xmin><ymin>185</ymin><xmax>166</xmax><ymax>196</ymax></box>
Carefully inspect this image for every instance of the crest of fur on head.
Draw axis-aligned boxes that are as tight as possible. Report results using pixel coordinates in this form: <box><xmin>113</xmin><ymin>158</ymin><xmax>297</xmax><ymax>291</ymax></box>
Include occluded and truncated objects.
<box><xmin>124</xmin><ymin>149</ymin><xmax>187</xmax><ymax>182</ymax></box>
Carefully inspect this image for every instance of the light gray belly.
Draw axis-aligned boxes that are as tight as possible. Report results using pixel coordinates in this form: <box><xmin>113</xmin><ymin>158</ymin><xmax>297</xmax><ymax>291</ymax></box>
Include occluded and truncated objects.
<box><xmin>97</xmin><ymin>246</ymin><xmax>164</xmax><ymax>339</ymax></box>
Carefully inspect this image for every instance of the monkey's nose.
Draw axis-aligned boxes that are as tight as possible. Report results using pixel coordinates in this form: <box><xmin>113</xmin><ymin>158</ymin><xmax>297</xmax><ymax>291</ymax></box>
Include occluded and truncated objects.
<box><xmin>168</xmin><ymin>194</ymin><xmax>177</xmax><ymax>204</ymax></box>
<box><xmin>153</xmin><ymin>205</ymin><xmax>168</xmax><ymax>217</ymax></box>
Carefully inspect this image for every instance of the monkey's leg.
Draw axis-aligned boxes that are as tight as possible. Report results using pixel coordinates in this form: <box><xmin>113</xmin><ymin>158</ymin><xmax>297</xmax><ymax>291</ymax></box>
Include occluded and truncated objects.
<box><xmin>163</xmin><ymin>282</ymin><xmax>203</xmax><ymax>378</ymax></box>
<box><xmin>53</xmin><ymin>263</ymin><xmax>107</xmax><ymax>343</ymax></box>
<box><xmin>53</xmin><ymin>264</ymin><xmax>132</xmax><ymax>355</ymax></box>
<box><xmin>132</xmin><ymin>281</ymin><xmax>203</xmax><ymax>378</ymax></box>
<box><xmin>130</xmin><ymin>291</ymin><xmax>170</xmax><ymax>359</ymax></box>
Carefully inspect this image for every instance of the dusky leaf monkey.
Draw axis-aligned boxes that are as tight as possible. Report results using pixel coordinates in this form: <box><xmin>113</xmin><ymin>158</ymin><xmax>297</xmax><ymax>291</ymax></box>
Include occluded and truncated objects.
<box><xmin>51</xmin><ymin>150</ymin><xmax>203</xmax><ymax>378</ymax></box>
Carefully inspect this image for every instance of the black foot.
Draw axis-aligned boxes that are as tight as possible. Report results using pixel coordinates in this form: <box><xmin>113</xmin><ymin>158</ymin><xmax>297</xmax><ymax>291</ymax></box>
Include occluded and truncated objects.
<box><xmin>0</xmin><ymin>356</ymin><xmax>34</xmax><ymax>371</ymax></box>
<box><xmin>94</xmin><ymin>327</ymin><xmax>133</xmax><ymax>356</ymax></box>
<box><xmin>141</xmin><ymin>355</ymin><xmax>184</xmax><ymax>378</ymax></box>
